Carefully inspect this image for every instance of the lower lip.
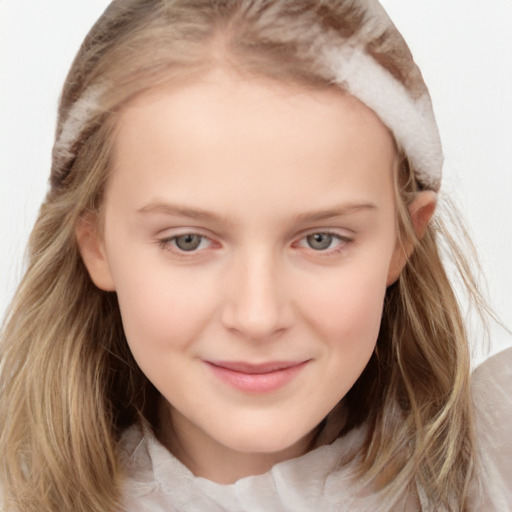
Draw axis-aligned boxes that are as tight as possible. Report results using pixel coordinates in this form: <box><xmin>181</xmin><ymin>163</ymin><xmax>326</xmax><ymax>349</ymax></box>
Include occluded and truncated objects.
<box><xmin>205</xmin><ymin>361</ymin><xmax>309</xmax><ymax>393</ymax></box>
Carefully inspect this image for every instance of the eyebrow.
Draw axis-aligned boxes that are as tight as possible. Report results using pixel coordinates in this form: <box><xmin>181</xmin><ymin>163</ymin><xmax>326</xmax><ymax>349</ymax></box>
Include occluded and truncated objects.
<box><xmin>137</xmin><ymin>201</ymin><xmax>377</xmax><ymax>223</ymax></box>
<box><xmin>137</xmin><ymin>203</ymin><xmax>228</xmax><ymax>223</ymax></box>
<box><xmin>294</xmin><ymin>203</ymin><xmax>377</xmax><ymax>223</ymax></box>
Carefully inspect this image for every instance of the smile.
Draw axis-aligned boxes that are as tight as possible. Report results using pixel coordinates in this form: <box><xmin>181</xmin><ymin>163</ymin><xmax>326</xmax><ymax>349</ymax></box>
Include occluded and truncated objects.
<box><xmin>204</xmin><ymin>360</ymin><xmax>310</xmax><ymax>393</ymax></box>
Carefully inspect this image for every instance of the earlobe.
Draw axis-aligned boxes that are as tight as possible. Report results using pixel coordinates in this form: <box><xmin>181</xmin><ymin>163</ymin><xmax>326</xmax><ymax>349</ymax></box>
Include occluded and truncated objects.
<box><xmin>75</xmin><ymin>212</ymin><xmax>116</xmax><ymax>291</ymax></box>
<box><xmin>386</xmin><ymin>190</ymin><xmax>437</xmax><ymax>286</ymax></box>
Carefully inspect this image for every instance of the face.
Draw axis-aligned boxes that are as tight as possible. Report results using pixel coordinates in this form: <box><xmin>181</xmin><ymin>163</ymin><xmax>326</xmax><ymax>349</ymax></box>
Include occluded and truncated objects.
<box><xmin>79</xmin><ymin>72</ymin><xmax>404</xmax><ymax>477</ymax></box>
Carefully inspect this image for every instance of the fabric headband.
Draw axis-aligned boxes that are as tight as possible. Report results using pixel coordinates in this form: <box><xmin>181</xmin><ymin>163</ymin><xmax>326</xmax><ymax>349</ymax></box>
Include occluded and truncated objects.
<box><xmin>53</xmin><ymin>1</ymin><xmax>443</xmax><ymax>191</ymax></box>
<box><xmin>324</xmin><ymin>45</ymin><xmax>443</xmax><ymax>191</ymax></box>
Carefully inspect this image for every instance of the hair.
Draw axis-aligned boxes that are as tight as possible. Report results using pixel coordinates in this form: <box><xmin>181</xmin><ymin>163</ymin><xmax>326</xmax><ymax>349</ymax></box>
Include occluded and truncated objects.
<box><xmin>0</xmin><ymin>1</ymin><xmax>485</xmax><ymax>511</ymax></box>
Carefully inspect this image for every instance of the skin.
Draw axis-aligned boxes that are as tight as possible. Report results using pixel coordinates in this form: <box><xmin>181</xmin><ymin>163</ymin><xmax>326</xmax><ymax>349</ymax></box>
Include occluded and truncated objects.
<box><xmin>77</xmin><ymin>71</ymin><xmax>436</xmax><ymax>484</ymax></box>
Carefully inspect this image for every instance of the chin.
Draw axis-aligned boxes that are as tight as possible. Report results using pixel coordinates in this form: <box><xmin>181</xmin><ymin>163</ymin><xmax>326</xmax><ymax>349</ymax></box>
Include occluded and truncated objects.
<box><xmin>216</xmin><ymin>424</ymin><xmax>313</xmax><ymax>456</ymax></box>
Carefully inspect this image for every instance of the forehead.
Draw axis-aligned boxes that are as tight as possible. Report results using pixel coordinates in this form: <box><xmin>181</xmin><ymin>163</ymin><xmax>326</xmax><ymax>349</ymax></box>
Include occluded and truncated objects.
<box><xmin>108</xmin><ymin>72</ymin><xmax>396</xmax><ymax>214</ymax></box>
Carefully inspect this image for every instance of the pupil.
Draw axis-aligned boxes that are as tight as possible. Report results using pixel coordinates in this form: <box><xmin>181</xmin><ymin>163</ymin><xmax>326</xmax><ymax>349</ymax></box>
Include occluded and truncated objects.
<box><xmin>307</xmin><ymin>233</ymin><xmax>332</xmax><ymax>250</ymax></box>
<box><xmin>175</xmin><ymin>234</ymin><xmax>201</xmax><ymax>251</ymax></box>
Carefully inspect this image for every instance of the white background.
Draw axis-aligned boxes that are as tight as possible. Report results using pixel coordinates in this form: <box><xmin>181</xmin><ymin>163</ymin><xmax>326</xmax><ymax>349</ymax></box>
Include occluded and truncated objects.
<box><xmin>1</xmin><ymin>1</ymin><xmax>511</xmax><ymax>362</ymax></box>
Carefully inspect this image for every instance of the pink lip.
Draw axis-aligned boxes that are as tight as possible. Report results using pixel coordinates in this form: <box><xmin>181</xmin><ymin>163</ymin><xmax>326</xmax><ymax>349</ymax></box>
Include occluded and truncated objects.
<box><xmin>204</xmin><ymin>360</ymin><xmax>309</xmax><ymax>393</ymax></box>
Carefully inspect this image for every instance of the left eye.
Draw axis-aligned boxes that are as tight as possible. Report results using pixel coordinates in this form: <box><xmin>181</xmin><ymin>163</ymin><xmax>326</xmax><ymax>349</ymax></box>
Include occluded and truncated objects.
<box><xmin>299</xmin><ymin>232</ymin><xmax>344</xmax><ymax>251</ymax></box>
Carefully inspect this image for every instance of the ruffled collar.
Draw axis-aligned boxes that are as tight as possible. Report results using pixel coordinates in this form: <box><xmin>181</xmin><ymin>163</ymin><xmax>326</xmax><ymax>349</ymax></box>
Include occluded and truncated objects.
<box><xmin>118</xmin><ymin>419</ymin><xmax>418</xmax><ymax>511</ymax></box>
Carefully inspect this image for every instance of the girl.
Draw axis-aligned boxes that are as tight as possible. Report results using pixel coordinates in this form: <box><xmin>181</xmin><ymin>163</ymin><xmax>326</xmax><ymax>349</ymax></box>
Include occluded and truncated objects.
<box><xmin>1</xmin><ymin>1</ymin><xmax>510</xmax><ymax>511</ymax></box>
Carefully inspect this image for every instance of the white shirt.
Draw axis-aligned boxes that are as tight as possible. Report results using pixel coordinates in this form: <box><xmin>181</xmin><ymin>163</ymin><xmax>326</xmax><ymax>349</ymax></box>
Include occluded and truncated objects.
<box><xmin>118</xmin><ymin>348</ymin><xmax>512</xmax><ymax>511</ymax></box>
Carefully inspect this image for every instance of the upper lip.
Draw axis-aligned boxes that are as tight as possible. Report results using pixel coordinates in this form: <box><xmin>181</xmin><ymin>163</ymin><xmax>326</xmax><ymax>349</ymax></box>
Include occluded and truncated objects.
<box><xmin>205</xmin><ymin>360</ymin><xmax>308</xmax><ymax>374</ymax></box>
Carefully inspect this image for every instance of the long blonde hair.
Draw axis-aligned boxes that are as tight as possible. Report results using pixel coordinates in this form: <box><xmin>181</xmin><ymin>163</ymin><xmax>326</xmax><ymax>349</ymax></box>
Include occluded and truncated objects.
<box><xmin>0</xmin><ymin>1</ymin><xmax>483</xmax><ymax>510</ymax></box>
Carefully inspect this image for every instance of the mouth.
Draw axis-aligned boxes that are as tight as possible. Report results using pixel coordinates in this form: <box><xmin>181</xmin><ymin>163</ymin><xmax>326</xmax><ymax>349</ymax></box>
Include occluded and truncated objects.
<box><xmin>204</xmin><ymin>360</ymin><xmax>310</xmax><ymax>393</ymax></box>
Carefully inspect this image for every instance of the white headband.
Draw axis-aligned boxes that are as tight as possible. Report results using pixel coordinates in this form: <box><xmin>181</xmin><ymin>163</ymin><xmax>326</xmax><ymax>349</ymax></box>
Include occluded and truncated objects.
<box><xmin>53</xmin><ymin>1</ymin><xmax>443</xmax><ymax>191</ymax></box>
<box><xmin>53</xmin><ymin>84</ymin><xmax>105</xmax><ymax>171</ymax></box>
<box><xmin>324</xmin><ymin>45</ymin><xmax>443</xmax><ymax>190</ymax></box>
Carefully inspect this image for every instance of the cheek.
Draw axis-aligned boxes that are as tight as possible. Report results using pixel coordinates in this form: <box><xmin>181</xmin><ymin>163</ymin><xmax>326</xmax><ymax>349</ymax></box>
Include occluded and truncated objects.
<box><xmin>112</xmin><ymin>267</ymin><xmax>221</xmax><ymax>394</ymax></box>
<box><xmin>307</xmin><ymin>269</ymin><xmax>387</xmax><ymax>399</ymax></box>
<box><xmin>284</xmin><ymin>265</ymin><xmax>388</xmax><ymax>418</ymax></box>
<box><xmin>301</xmin><ymin>263</ymin><xmax>388</xmax><ymax>344</ymax></box>
<box><xmin>108</xmin><ymin>251</ymin><xmax>218</xmax><ymax>356</ymax></box>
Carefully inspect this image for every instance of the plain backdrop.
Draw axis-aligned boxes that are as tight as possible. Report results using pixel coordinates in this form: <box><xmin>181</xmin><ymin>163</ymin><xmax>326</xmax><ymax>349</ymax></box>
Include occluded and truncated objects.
<box><xmin>1</xmin><ymin>1</ymin><xmax>511</xmax><ymax>364</ymax></box>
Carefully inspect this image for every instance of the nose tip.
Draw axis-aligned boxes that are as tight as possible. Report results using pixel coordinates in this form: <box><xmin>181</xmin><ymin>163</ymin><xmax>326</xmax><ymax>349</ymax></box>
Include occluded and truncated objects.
<box><xmin>220</xmin><ymin>260</ymin><xmax>294</xmax><ymax>341</ymax></box>
<box><xmin>222</xmin><ymin>300</ymin><xmax>287</xmax><ymax>341</ymax></box>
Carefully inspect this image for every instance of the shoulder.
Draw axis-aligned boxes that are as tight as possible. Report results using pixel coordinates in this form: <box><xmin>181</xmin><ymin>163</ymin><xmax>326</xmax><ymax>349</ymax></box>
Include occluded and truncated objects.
<box><xmin>472</xmin><ymin>345</ymin><xmax>512</xmax><ymax>384</ymax></box>
<box><xmin>469</xmin><ymin>347</ymin><xmax>512</xmax><ymax>510</ymax></box>
<box><xmin>472</xmin><ymin>347</ymin><xmax>512</xmax><ymax>429</ymax></box>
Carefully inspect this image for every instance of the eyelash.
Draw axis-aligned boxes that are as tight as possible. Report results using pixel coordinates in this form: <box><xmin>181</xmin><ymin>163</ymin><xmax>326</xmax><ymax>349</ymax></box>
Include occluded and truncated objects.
<box><xmin>156</xmin><ymin>230</ymin><xmax>353</xmax><ymax>257</ymax></box>
<box><xmin>157</xmin><ymin>233</ymin><xmax>215</xmax><ymax>254</ymax></box>
<box><xmin>295</xmin><ymin>231</ymin><xmax>353</xmax><ymax>254</ymax></box>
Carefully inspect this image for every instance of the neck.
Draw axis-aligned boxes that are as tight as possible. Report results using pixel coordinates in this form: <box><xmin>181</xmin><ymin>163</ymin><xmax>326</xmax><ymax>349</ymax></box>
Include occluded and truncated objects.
<box><xmin>156</xmin><ymin>400</ymin><xmax>316</xmax><ymax>484</ymax></box>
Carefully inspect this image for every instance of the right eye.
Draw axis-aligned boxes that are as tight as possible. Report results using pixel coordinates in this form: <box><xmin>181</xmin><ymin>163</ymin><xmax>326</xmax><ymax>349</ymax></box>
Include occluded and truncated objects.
<box><xmin>173</xmin><ymin>234</ymin><xmax>204</xmax><ymax>251</ymax></box>
<box><xmin>158</xmin><ymin>233</ymin><xmax>212</xmax><ymax>253</ymax></box>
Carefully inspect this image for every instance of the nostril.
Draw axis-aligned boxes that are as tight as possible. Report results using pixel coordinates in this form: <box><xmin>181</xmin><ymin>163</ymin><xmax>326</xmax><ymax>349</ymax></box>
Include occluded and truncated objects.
<box><xmin>221</xmin><ymin>303</ymin><xmax>287</xmax><ymax>340</ymax></box>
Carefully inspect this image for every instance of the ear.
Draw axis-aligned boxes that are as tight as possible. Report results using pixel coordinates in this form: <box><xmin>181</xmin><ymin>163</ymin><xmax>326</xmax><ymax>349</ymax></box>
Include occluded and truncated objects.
<box><xmin>386</xmin><ymin>190</ymin><xmax>437</xmax><ymax>286</ymax></box>
<box><xmin>75</xmin><ymin>212</ymin><xmax>116</xmax><ymax>291</ymax></box>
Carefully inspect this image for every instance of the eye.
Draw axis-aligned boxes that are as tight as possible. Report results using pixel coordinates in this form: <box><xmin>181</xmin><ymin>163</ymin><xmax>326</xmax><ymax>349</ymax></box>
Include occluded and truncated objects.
<box><xmin>159</xmin><ymin>233</ymin><xmax>212</xmax><ymax>252</ymax></box>
<box><xmin>296</xmin><ymin>231</ymin><xmax>351</xmax><ymax>252</ymax></box>
<box><xmin>173</xmin><ymin>234</ymin><xmax>204</xmax><ymax>251</ymax></box>
<box><xmin>306</xmin><ymin>233</ymin><xmax>336</xmax><ymax>250</ymax></box>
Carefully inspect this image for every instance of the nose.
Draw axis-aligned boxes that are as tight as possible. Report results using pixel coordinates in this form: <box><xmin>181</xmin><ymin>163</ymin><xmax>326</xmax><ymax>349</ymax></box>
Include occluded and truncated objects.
<box><xmin>220</xmin><ymin>250</ymin><xmax>295</xmax><ymax>341</ymax></box>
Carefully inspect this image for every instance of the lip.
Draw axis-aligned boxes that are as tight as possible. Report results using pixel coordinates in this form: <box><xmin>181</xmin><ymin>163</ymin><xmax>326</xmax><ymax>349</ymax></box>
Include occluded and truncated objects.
<box><xmin>204</xmin><ymin>360</ymin><xmax>309</xmax><ymax>393</ymax></box>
